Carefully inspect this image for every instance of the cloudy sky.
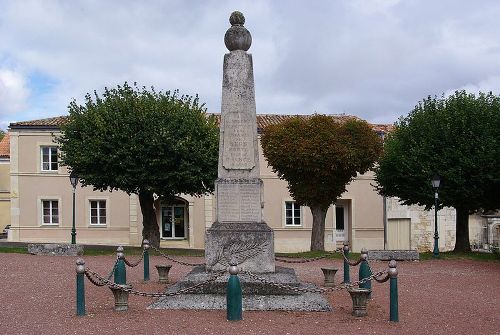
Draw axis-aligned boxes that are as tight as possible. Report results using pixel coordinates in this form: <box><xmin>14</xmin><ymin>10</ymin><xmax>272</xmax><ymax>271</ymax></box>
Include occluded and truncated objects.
<box><xmin>1</xmin><ymin>0</ymin><xmax>499</xmax><ymax>128</ymax></box>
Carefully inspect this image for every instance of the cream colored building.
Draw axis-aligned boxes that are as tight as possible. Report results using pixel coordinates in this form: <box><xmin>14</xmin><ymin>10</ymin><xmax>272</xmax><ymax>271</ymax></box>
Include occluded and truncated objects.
<box><xmin>7</xmin><ymin>114</ymin><xmax>487</xmax><ymax>252</ymax></box>
<box><xmin>0</xmin><ymin>133</ymin><xmax>10</xmax><ymax>233</ymax></box>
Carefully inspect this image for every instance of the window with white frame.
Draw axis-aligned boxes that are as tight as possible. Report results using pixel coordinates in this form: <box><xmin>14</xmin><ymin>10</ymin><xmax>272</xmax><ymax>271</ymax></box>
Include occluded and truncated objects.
<box><xmin>285</xmin><ymin>201</ymin><xmax>301</xmax><ymax>226</ymax></box>
<box><xmin>41</xmin><ymin>146</ymin><xmax>58</xmax><ymax>171</ymax></box>
<box><xmin>42</xmin><ymin>200</ymin><xmax>59</xmax><ymax>225</ymax></box>
<box><xmin>89</xmin><ymin>200</ymin><xmax>107</xmax><ymax>225</ymax></box>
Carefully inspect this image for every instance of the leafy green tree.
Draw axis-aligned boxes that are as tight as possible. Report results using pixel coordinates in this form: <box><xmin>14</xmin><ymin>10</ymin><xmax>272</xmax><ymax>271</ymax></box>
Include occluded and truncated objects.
<box><xmin>375</xmin><ymin>91</ymin><xmax>500</xmax><ymax>252</ymax></box>
<box><xmin>261</xmin><ymin>114</ymin><xmax>383</xmax><ymax>251</ymax></box>
<box><xmin>57</xmin><ymin>83</ymin><xmax>219</xmax><ymax>247</ymax></box>
<box><xmin>0</xmin><ymin>130</ymin><xmax>5</xmax><ymax>141</ymax></box>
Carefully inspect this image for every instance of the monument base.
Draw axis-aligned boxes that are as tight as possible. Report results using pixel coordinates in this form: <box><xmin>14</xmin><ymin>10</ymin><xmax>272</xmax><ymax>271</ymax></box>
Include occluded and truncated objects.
<box><xmin>205</xmin><ymin>222</ymin><xmax>275</xmax><ymax>273</ymax></box>
<box><xmin>149</xmin><ymin>265</ymin><xmax>331</xmax><ymax>311</ymax></box>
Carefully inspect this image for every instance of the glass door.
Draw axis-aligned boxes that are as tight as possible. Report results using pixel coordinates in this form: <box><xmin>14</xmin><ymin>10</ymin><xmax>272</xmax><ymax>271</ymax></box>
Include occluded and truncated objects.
<box><xmin>161</xmin><ymin>205</ymin><xmax>186</xmax><ymax>239</ymax></box>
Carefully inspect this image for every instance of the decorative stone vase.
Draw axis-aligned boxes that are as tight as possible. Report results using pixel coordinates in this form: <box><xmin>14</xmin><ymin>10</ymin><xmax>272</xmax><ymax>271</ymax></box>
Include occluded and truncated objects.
<box><xmin>321</xmin><ymin>267</ymin><xmax>338</xmax><ymax>287</ymax></box>
<box><xmin>110</xmin><ymin>284</ymin><xmax>132</xmax><ymax>311</ymax></box>
<box><xmin>155</xmin><ymin>265</ymin><xmax>172</xmax><ymax>284</ymax></box>
<box><xmin>348</xmin><ymin>288</ymin><xmax>371</xmax><ymax>317</ymax></box>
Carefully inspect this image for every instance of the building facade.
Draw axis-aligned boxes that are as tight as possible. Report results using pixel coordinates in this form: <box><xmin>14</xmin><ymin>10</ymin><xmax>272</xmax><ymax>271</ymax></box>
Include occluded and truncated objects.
<box><xmin>7</xmin><ymin>114</ymin><xmax>489</xmax><ymax>252</ymax></box>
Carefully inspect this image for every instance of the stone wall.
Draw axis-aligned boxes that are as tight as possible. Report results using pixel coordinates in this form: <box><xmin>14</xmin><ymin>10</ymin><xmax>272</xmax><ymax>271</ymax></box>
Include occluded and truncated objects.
<box><xmin>386</xmin><ymin>197</ymin><xmax>481</xmax><ymax>252</ymax></box>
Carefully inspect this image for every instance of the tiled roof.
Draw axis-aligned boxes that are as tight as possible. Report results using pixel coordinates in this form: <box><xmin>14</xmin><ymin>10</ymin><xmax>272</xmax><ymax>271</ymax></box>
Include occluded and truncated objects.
<box><xmin>9</xmin><ymin>116</ymin><xmax>68</xmax><ymax>129</ymax></box>
<box><xmin>0</xmin><ymin>133</ymin><xmax>10</xmax><ymax>158</ymax></box>
<box><xmin>10</xmin><ymin>114</ymin><xmax>393</xmax><ymax>133</ymax></box>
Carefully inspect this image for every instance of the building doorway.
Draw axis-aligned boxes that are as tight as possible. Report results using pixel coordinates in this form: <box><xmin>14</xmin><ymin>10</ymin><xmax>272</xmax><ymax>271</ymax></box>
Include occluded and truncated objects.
<box><xmin>160</xmin><ymin>198</ymin><xmax>188</xmax><ymax>239</ymax></box>
<box><xmin>335</xmin><ymin>205</ymin><xmax>348</xmax><ymax>242</ymax></box>
<box><xmin>387</xmin><ymin>218</ymin><xmax>411</xmax><ymax>250</ymax></box>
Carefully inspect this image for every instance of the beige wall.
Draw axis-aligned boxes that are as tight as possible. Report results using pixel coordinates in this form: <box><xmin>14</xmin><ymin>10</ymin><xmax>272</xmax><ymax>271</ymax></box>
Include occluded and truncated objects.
<box><xmin>10</xmin><ymin>129</ymin><xmax>133</xmax><ymax>245</ymax></box>
<box><xmin>0</xmin><ymin>160</ymin><xmax>10</xmax><ymax>230</ymax></box>
<box><xmin>11</xmin><ymin>128</ymin><xmax>385</xmax><ymax>252</ymax></box>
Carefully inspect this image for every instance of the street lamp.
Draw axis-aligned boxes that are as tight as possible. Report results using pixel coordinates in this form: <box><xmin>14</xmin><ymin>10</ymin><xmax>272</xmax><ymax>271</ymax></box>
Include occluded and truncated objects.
<box><xmin>70</xmin><ymin>171</ymin><xmax>79</xmax><ymax>244</ymax></box>
<box><xmin>431</xmin><ymin>175</ymin><xmax>441</xmax><ymax>258</ymax></box>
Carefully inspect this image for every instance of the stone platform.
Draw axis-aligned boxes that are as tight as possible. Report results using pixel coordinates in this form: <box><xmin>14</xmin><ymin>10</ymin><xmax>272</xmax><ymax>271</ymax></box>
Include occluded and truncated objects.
<box><xmin>27</xmin><ymin>243</ymin><xmax>83</xmax><ymax>256</ymax></box>
<box><xmin>368</xmin><ymin>249</ymin><xmax>420</xmax><ymax>261</ymax></box>
<box><xmin>149</xmin><ymin>265</ymin><xmax>331</xmax><ymax>311</ymax></box>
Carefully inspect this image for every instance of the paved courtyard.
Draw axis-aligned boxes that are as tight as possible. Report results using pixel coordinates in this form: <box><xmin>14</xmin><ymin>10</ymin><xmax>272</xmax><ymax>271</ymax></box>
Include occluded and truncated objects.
<box><xmin>0</xmin><ymin>253</ymin><xmax>498</xmax><ymax>335</ymax></box>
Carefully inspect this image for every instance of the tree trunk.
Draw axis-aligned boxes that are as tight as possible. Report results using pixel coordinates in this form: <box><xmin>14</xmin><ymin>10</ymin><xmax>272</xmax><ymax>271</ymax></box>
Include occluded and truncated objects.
<box><xmin>139</xmin><ymin>190</ymin><xmax>160</xmax><ymax>248</ymax></box>
<box><xmin>453</xmin><ymin>207</ymin><xmax>471</xmax><ymax>253</ymax></box>
<box><xmin>310</xmin><ymin>205</ymin><xmax>328</xmax><ymax>251</ymax></box>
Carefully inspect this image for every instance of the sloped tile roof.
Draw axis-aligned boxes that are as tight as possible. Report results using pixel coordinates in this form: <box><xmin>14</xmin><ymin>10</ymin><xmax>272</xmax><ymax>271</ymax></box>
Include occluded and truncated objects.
<box><xmin>0</xmin><ymin>133</ymin><xmax>10</xmax><ymax>158</ymax></box>
<box><xmin>10</xmin><ymin>113</ymin><xmax>393</xmax><ymax>133</ymax></box>
<box><xmin>9</xmin><ymin>116</ymin><xmax>68</xmax><ymax>129</ymax></box>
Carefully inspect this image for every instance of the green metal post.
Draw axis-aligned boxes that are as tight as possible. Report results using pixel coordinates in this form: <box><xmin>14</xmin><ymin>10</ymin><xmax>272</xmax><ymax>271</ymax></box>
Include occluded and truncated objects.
<box><xmin>389</xmin><ymin>260</ymin><xmax>399</xmax><ymax>322</ymax></box>
<box><xmin>359</xmin><ymin>248</ymin><xmax>372</xmax><ymax>298</ymax></box>
<box><xmin>227</xmin><ymin>263</ymin><xmax>242</xmax><ymax>321</ymax></box>
<box><xmin>76</xmin><ymin>258</ymin><xmax>86</xmax><ymax>316</ymax></box>
<box><xmin>142</xmin><ymin>240</ymin><xmax>149</xmax><ymax>281</ymax></box>
<box><xmin>114</xmin><ymin>246</ymin><xmax>126</xmax><ymax>285</ymax></box>
<box><xmin>343</xmin><ymin>241</ymin><xmax>350</xmax><ymax>283</ymax></box>
<box><xmin>71</xmin><ymin>187</ymin><xmax>76</xmax><ymax>244</ymax></box>
<box><xmin>143</xmin><ymin>240</ymin><xmax>150</xmax><ymax>282</ymax></box>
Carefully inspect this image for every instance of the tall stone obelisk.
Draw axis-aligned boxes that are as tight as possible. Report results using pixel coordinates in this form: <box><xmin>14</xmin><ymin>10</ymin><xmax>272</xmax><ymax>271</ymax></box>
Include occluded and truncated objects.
<box><xmin>205</xmin><ymin>11</ymin><xmax>275</xmax><ymax>273</ymax></box>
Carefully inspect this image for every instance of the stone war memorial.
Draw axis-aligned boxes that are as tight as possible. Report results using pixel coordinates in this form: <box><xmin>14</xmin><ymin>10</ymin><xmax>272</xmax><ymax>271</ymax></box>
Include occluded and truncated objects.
<box><xmin>150</xmin><ymin>11</ymin><xmax>330</xmax><ymax>311</ymax></box>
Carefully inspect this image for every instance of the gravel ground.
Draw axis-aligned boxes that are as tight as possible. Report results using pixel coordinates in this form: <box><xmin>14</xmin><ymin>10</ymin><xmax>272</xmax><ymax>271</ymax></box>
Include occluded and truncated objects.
<box><xmin>0</xmin><ymin>253</ymin><xmax>499</xmax><ymax>335</ymax></box>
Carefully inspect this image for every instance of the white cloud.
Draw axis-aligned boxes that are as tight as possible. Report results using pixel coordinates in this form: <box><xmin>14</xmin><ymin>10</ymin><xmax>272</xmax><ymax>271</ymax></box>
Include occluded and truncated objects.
<box><xmin>1</xmin><ymin>0</ymin><xmax>500</xmax><ymax>125</ymax></box>
<box><xmin>0</xmin><ymin>68</ymin><xmax>29</xmax><ymax>116</ymax></box>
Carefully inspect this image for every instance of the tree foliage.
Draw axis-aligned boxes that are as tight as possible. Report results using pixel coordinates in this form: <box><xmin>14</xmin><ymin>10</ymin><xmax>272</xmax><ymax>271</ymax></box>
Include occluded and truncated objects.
<box><xmin>261</xmin><ymin>114</ymin><xmax>383</xmax><ymax>251</ymax></box>
<box><xmin>375</xmin><ymin>90</ymin><xmax>500</xmax><ymax>252</ymax></box>
<box><xmin>57</xmin><ymin>83</ymin><xmax>219</xmax><ymax>246</ymax></box>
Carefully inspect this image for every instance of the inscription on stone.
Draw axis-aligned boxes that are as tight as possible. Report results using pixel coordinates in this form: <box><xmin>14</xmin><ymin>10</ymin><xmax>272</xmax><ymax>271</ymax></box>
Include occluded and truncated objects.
<box><xmin>239</xmin><ymin>183</ymin><xmax>261</xmax><ymax>221</ymax></box>
<box><xmin>217</xmin><ymin>183</ymin><xmax>240</xmax><ymax>222</ymax></box>
<box><xmin>217</xmin><ymin>181</ymin><xmax>261</xmax><ymax>222</ymax></box>
<box><xmin>222</xmin><ymin>112</ymin><xmax>255</xmax><ymax>170</ymax></box>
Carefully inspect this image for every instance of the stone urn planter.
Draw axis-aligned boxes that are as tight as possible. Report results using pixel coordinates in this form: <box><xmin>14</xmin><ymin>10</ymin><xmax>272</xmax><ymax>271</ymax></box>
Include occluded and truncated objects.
<box><xmin>110</xmin><ymin>284</ymin><xmax>132</xmax><ymax>311</ymax></box>
<box><xmin>155</xmin><ymin>264</ymin><xmax>172</xmax><ymax>284</ymax></box>
<box><xmin>321</xmin><ymin>267</ymin><xmax>338</xmax><ymax>287</ymax></box>
<box><xmin>347</xmin><ymin>288</ymin><xmax>371</xmax><ymax>317</ymax></box>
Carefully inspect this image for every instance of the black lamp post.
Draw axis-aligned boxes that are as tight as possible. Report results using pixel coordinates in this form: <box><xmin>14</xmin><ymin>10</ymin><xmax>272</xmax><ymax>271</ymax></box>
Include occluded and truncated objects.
<box><xmin>431</xmin><ymin>175</ymin><xmax>441</xmax><ymax>258</ymax></box>
<box><xmin>70</xmin><ymin>172</ymin><xmax>79</xmax><ymax>244</ymax></box>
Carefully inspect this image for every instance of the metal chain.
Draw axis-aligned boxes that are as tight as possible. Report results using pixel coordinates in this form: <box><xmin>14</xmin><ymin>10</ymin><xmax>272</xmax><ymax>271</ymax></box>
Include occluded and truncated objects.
<box><xmin>275</xmin><ymin>255</ymin><xmax>329</xmax><ymax>263</ymax></box>
<box><xmin>241</xmin><ymin>268</ymin><xmax>387</xmax><ymax>293</ymax></box>
<box><xmin>106</xmin><ymin>258</ymin><xmax>119</xmax><ymax>280</ymax></box>
<box><xmin>275</xmin><ymin>248</ymin><xmax>343</xmax><ymax>264</ymax></box>
<box><xmin>340</xmin><ymin>249</ymin><xmax>362</xmax><ymax>267</ymax></box>
<box><xmin>372</xmin><ymin>272</ymin><xmax>390</xmax><ymax>283</ymax></box>
<box><xmin>123</xmin><ymin>249</ymin><xmax>145</xmax><ymax>267</ymax></box>
<box><xmin>84</xmin><ymin>270</ymin><xmax>108</xmax><ymax>287</ymax></box>
<box><xmin>84</xmin><ymin>267</ymin><xmax>225</xmax><ymax>297</ymax></box>
<box><xmin>149</xmin><ymin>245</ymin><xmax>205</xmax><ymax>267</ymax></box>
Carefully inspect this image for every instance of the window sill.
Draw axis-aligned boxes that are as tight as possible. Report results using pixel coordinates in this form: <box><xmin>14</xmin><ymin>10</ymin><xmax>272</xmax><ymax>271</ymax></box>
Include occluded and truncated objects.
<box><xmin>88</xmin><ymin>225</ymin><xmax>107</xmax><ymax>228</ymax></box>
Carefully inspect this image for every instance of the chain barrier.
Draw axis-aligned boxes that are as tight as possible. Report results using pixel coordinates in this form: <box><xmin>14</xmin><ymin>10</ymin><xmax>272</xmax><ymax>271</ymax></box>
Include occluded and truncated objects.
<box><xmin>84</xmin><ymin>267</ymin><xmax>225</xmax><ymax>297</ymax></box>
<box><xmin>275</xmin><ymin>255</ymin><xmax>329</xmax><ymax>263</ymax></box>
<box><xmin>149</xmin><ymin>245</ymin><xmax>205</xmax><ymax>267</ymax></box>
<box><xmin>106</xmin><ymin>258</ymin><xmax>119</xmax><ymax>280</ymax></box>
<box><xmin>274</xmin><ymin>248</ymin><xmax>343</xmax><ymax>264</ymax></box>
<box><xmin>241</xmin><ymin>268</ymin><xmax>387</xmax><ymax>294</ymax></box>
<box><xmin>123</xmin><ymin>249</ymin><xmax>146</xmax><ymax>267</ymax></box>
<box><xmin>340</xmin><ymin>249</ymin><xmax>362</xmax><ymax>266</ymax></box>
<box><xmin>84</xmin><ymin>270</ymin><xmax>107</xmax><ymax>287</ymax></box>
<box><xmin>372</xmin><ymin>272</ymin><xmax>390</xmax><ymax>283</ymax></box>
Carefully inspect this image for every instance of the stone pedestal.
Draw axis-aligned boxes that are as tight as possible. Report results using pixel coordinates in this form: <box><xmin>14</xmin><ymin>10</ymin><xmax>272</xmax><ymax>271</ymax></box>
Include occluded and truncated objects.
<box><xmin>110</xmin><ymin>284</ymin><xmax>132</xmax><ymax>311</ymax></box>
<box><xmin>348</xmin><ymin>288</ymin><xmax>371</xmax><ymax>317</ymax></box>
<box><xmin>321</xmin><ymin>267</ymin><xmax>338</xmax><ymax>287</ymax></box>
<box><xmin>205</xmin><ymin>222</ymin><xmax>275</xmax><ymax>273</ymax></box>
<box><xmin>155</xmin><ymin>265</ymin><xmax>172</xmax><ymax>284</ymax></box>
